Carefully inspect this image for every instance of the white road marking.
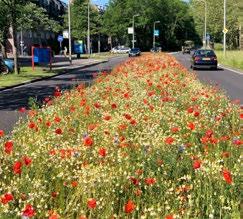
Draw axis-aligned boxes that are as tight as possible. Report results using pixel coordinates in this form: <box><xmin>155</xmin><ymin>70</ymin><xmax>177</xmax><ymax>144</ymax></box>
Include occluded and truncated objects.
<box><xmin>218</xmin><ymin>64</ymin><xmax>243</xmax><ymax>75</ymax></box>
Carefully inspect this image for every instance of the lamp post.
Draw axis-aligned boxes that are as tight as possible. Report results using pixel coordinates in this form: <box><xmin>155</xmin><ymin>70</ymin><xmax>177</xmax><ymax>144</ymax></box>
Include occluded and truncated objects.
<box><xmin>195</xmin><ymin>0</ymin><xmax>207</xmax><ymax>49</ymax></box>
<box><xmin>87</xmin><ymin>0</ymin><xmax>90</xmax><ymax>55</ymax></box>
<box><xmin>132</xmin><ymin>14</ymin><xmax>139</xmax><ymax>49</ymax></box>
<box><xmin>153</xmin><ymin>21</ymin><xmax>160</xmax><ymax>48</ymax></box>
<box><xmin>223</xmin><ymin>0</ymin><xmax>226</xmax><ymax>57</ymax></box>
<box><xmin>68</xmin><ymin>0</ymin><xmax>72</xmax><ymax>64</ymax></box>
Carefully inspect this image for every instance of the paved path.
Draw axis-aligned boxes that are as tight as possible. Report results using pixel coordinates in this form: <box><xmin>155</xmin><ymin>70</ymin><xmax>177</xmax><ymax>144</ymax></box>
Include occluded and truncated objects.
<box><xmin>0</xmin><ymin>56</ymin><xmax>127</xmax><ymax>134</ymax></box>
<box><xmin>173</xmin><ymin>52</ymin><xmax>243</xmax><ymax>102</ymax></box>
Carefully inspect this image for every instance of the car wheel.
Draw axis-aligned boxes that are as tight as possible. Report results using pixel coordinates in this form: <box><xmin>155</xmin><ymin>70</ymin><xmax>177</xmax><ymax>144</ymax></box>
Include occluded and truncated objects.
<box><xmin>0</xmin><ymin>65</ymin><xmax>9</xmax><ymax>75</ymax></box>
<box><xmin>192</xmin><ymin>66</ymin><xmax>196</xmax><ymax>70</ymax></box>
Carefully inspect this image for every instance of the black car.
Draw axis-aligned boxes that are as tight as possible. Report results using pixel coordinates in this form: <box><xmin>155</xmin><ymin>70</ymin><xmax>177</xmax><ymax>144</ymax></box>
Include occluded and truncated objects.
<box><xmin>150</xmin><ymin>47</ymin><xmax>162</xmax><ymax>53</ymax></box>
<box><xmin>191</xmin><ymin>49</ymin><xmax>218</xmax><ymax>70</ymax></box>
<box><xmin>129</xmin><ymin>48</ymin><xmax>141</xmax><ymax>57</ymax></box>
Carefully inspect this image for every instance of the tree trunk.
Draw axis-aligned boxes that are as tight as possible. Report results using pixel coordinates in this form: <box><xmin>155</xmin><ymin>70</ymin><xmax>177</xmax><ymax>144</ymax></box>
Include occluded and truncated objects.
<box><xmin>10</xmin><ymin>0</ymin><xmax>19</xmax><ymax>74</ymax></box>
<box><xmin>0</xmin><ymin>42</ymin><xmax>7</xmax><ymax>58</ymax></box>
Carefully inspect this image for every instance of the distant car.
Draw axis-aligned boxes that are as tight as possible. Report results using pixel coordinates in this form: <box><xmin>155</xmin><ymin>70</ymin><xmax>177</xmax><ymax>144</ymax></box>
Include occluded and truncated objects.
<box><xmin>191</xmin><ymin>49</ymin><xmax>218</xmax><ymax>70</ymax></box>
<box><xmin>182</xmin><ymin>40</ymin><xmax>195</xmax><ymax>54</ymax></box>
<box><xmin>111</xmin><ymin>46</ymin><xmax>130</xmax><ymax>54</ymax></box>
<box><xmin>150</xmin><ymin>47</ymin><xmax>162</xmax><ymax>53</ymax></box>
<box><xmin>129</xmin><ymin>48</ymin><xmax>141</xmax><ymax>57</ymax></box>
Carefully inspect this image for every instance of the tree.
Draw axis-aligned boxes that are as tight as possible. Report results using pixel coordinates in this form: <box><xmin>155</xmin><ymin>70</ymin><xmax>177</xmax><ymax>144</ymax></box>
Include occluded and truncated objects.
<box><xmin>0</xmin><ymin>0</ymin><xmax>61</xmax><ymax>73</ymax></box>
<box><xmin>190</xmin><ymin>0</ymin><xmax>241</xmax><ymax>49</ymax></box>
<box><xmin>102</xmin><ymin>0</ymin><xmax>200</xmax><ymax>51</ymax></box>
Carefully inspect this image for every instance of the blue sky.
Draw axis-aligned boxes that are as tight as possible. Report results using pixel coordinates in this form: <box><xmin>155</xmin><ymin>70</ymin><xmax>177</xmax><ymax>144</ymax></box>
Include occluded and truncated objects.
<box><xmin>62</xmin><ymin>0</ymin><xmax>109</xmax><ymax>6</ymax></box>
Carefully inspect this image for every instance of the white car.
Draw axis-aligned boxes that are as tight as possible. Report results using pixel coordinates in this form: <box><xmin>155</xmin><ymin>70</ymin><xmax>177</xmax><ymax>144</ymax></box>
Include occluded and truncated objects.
<box><xmin>111</xmin><ymin>46</ymin><xmax>130</xmax><ymax>54</ymax></box>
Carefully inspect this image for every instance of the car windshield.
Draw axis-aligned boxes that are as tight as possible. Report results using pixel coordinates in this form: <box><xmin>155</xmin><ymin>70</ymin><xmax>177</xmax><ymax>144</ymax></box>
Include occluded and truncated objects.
<box><xmin>195</xmin><ymin>50</ymin><xmax>215</xmax><ymax>56</ymax></box>
<box><xmin>131</xmin><ymin>48</ymin><xmax>140</xmax><ymax>52</ymax></box>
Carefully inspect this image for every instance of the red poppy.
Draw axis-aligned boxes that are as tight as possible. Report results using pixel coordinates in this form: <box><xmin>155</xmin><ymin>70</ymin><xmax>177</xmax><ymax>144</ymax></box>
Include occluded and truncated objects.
<box><xmin>51</xmin><ymin>192</ymin><xmax>58</xmax><ymax>198</ymax></box>
<box><xmin>49</xmin><ymin>213</ymin><xmax>60</xmax><ymax>219</ymax></box>
<box><xmin>222</xmin><ymin>169</ymin><xmax>233</xmax><ymax>184</ymax></box>
<box><xmin>54</xmin><ymin>116</ymin><xmax>61</xmax><ymax>123</ymax></box>
<box><xmin>94</xmin><ymin>102</ymin><xmax>101</xmax><ymax>109</ymax></box>
<box><xmin>0</xmin><ymin>130</ymin><xmax>4</xmax><ymax>137</ymax></box>
<box><xmin>99</xmin><ymin>148</ymin><xmax>107</xmax><ymax>157</ymax></box>
<box><xmin>79</xmin><ymin>216</ymin><xmax>87</xmax><ymax>219</ymax></box>
<box><xmin>87</xmin><ymin>198</ymin><xmax>97</xmax><ymax>209</ymax></box>
<box><xmin>221</xmin><ymin>151</ymin><xmax>230</xmax><ymax>158</ymax></box>
<box><xmin>124</xmin><ymin>113</ymin><xmax>132</xmax><ymax>120</ymax></box>
<box><xmin>71</xmin><ymin>181</ymin><xmax>78</xmax><ymax>187</ymax></box>
<box><xmin>130</xmin><ymin>177</ymin><xmax>139</xmax><ymax>186</ymax></box>
<box><xmin>171</xmin><ymin>127</ymin><xmax>179</xmax><ymax>133</ymax></box>
<box><xmin>240</xmin><ymin>113</ymin><xmax>243</xmax><ymax>119</ymax></box>
<box><xmin>23</xmin><ymin>156</ymin><xmax>32</xmax><ymax>166</ymax></box>
<box><xmin>4</xmin><ymin>141</ymin><xmax>13</xmax><ymax>154</ymax></box>
<box><xmin>187</xmin><ymin>122</ymin><xmax>195</xmax><ymax>130</ymax></box>
<box><xmin>165</xmin><ymin>215</ymin><xmax>174</xmax><ymax>219</ymax></box>
<box><xmin>130</xmin><ymin>119</ymin><xmax>137</xmax><ymax>126</ymax></box>
<box><xmin>124</xmin><ymin>92</ymin><xmax>130</xmax><ymax>99</ymax></box>
<box><xmin>55</xmin><ymin>128</ymin><xmax>63</xmax><ymax>135</ymax></box>
<box><xmin>194</xmin><ymin>111</ymin><xmax>200</xmax><ymax>117</ymax></box>
<box><xmin>193</xmin><ymin>160</ymin><xmax>201</xmax><ymax>169</ymax></box>
<box><xmin>22</xmin><ymin>204</ymin><xmax>35</xmax><ymax>218</ymax></box>
<box><xmin>46</xmin><ymin>121</ymin><xmax>52</xmax><ymax>127</ymax></box>
<box><xmin>187</xmin><ymin>107</ymin><xmax>194</xmax><ymax>113</ymax></box>
<box><xmin>13</xmin><ymin>161</ymin><xmax>22</xmax><ymax>175</ymax></box>
<box><xmin>1</xmin><ymin>193</ymin><xmax>14</xmax><ymax>204</ymax></box>
<box><xmin>124</xmin><ymin>200</ymin><xmax>136</xmax><ymax>214</ymax></box>
<box><xmin>104</xmin><ymin>115</ymin><xmax>112</xmax><ymax>121</ymax></box>
<box><xmin>28</xmin><ymin>122</ymin><xmax>36</xmax><ymax>129</ymax></box>
<box><xmin>111</xmin><ymin>103</ymin><xmax>117</xmax><ymax>109</ymax></box>
<box><xmin>145</xmin><ymin>177</ymin><xmax>156</xmax><ymax>185</ymax></box>
<box><xmin>165</xmin><ymin>137</ymin><xmax>174</xmax><ymax>145</ymax></box>
<box><xmin>205</xmin><ymin>129</ymin><xmax>213</xmax><ymax>138</ymax></box>
<box><xmin>19</xmin><ymin>107</ymin><xmax>26</xmax><ymax>113</ymax></box>
<box><xmin>83</xmin><ymin>136</ymin><xmax>93</xmax><ymax>147</ymax></box>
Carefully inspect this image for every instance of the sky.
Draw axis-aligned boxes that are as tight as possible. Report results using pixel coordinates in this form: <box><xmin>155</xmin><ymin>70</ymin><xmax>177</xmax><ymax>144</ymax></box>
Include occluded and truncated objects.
<box><xmin>62</xmin><ymin>0</ymin><xmax>109</xmax><ymax>6</ymax></box>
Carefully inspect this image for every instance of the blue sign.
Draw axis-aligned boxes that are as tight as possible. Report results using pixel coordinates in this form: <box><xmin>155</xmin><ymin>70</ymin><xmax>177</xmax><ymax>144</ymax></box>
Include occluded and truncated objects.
<box><xmin>57</xmin><ymin>35</ymin><xmax>63</xmax><ymax>43</ymax></box>
<box><xmin>154</xmin><ymin>30</ymin><xmax>160</xmax><ymax>36</ymax></box>
<box><xmin>74</xmin><ymin>40</ymin><xmax>84</xmax><ymax>54</ymax></box>
<box><xmin>33</xmin><ymin>48</ymin><xmax>51</xmax><ymax>64</ymax></box>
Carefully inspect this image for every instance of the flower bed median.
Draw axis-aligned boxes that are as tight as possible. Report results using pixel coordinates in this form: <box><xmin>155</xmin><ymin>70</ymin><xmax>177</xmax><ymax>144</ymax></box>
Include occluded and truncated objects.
<box><xmin>0</xmin><ymin>53</ymin><xmax>242</xmax><ymax>218</ymax></box>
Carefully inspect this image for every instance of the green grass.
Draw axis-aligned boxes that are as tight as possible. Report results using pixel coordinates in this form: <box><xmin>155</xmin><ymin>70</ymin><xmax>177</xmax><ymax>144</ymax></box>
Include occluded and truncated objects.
<box><xmin>216</xmin><ymin>50</ymin><xmax>243</xmax><ymax>71</ymax></box>
<box><xmin>81</xmin><ymin>52</ymin><xmax>127</xmax><ymax>59</ymax></box>
<box><xmin>0</xmin><ymin>67</ymin><xmax>58</xmax><ymax>88</ymax></box>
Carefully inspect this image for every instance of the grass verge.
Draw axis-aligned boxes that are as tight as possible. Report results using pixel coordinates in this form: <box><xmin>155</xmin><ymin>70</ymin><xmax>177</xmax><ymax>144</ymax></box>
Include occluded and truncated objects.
<box><xmin>0</xmin><ymin>67</ymin><xmax>59</xmax><ymax>88</ymax></box>
<box><xmin>216</xmin><ymin>50</ymin><xmax>243</xmax><ymax>71</ymax></box>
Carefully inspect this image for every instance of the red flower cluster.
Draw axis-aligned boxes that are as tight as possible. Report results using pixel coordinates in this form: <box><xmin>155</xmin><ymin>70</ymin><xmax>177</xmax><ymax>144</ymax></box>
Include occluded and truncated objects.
<box><xmin>83</xmin><ymin>136</ymin><xmax>93</xmax><ymax>147</ymax></box>
<box><xmin>4</xmin><ymin>141</ymin><xmax>13</xmax><ymax>154</ymax></box>
<box><xmin>87</xmin><ymin>198</ymin><xmax>97</xmax><ymax>209</ymax></box>
<box><xmin>124</xmin><ymin>200</ymin><xmax>136</xmax><ymax>214</ymax></box>
<box><xmin>22</xmin><ymin>204</ymin><xmax>35</xmax><ymax>218</ymax></box>
<box><xmin>0</xmin><ymin>193</ymin><xmax>14</xmax><ymax>204</ymax></box>
<box><xmin>222</xmin><ymin>169</ymin><xmax>233</xmax><ymax>184</ymax></box>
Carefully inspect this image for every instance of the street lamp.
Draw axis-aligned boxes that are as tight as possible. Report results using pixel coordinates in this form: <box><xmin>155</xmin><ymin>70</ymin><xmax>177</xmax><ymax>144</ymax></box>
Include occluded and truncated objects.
<box><xmin>132</xmin><ymin>14</ymin><xmax>139</xmax><ymax>49</ymax></box>
<box><xmin>194</xmin><ymin>0</ymin><xmax>207</xmax><ymax>49</ymax></box>
<box><xmin>223</xmin><ymin>0</ymin><xmax>226</xmax><ymax>57</ymax></box>
<box><xmin>153</xmin><ymin>21</ymin><xmax>160</xmax><ymax>48</ymax></box>
<box><xmin>68</xmin><ymin>0</ymin><xmax>72</xmax><ymax>64</ymax></box>
<box><xmin>87</xmin><ymin>0</ymin><xmax>90</xmax><ymax>55</ymax></box>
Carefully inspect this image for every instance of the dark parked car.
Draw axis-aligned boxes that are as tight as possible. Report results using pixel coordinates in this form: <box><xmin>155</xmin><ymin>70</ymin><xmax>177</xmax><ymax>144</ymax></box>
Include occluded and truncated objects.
<box><xmin>150</xmin><ymin>47</ymin><xmax>162</xmax><ymax>53</ymax></box>
<box><xmin>191</xmin><ymin>49</ymin><xmax>218</xmax><ymax>70</ymax></box>
<box><xmin>129</xmin><ymin>48</ymin><xmax>141</xmax><ymax>57</ymax></box>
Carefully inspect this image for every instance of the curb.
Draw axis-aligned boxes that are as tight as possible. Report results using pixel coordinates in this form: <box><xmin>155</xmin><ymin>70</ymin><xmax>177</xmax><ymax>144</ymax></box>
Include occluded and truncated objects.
<box><xmin>0</xmin><ymin>60</ymin><xmax>108</xmax><ymax>92</ymax></box>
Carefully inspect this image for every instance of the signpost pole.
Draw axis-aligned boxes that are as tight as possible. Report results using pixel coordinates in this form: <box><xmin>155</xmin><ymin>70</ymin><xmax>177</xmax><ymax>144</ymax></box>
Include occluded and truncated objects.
<box><xmin>68</xmin><ymin>0</ymin><xmax>72</xmax><ymax>65</ymax></box>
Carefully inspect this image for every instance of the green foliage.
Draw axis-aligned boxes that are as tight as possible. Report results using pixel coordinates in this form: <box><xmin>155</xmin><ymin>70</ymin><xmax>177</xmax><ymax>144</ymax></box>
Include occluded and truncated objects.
<box><xmin>64</xmin><ymin>0</ymin><xmax>102</xmax><ymax>40</ymax></box>
<box><xmin>190</xmin><ymin>0</ymin><xmax>241</xmax><ymax>49</ymax></box>
<box><xmin>17</xmin><ymin>3</ymin><xmax>61</xmax><ymax>33</ymax></box>
<box><xmin>102</xmin><ymin>0</ymin><xmax>201</xmax><ymax>50</ymax></box>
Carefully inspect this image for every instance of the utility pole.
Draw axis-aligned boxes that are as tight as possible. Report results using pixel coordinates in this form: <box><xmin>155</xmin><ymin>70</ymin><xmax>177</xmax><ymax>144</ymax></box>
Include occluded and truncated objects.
<box><xmin>153</xmin><ymin>21</ymin><xmax>160</xmax><ymax>48</ymax></box>
<box><xmin>132</xmin><ymin>14</ymin><xmax>139</xmax><ymax>49</ymax></box>
<box><xmin>87</xmin><ymin>0</ymin><xmax>90</xmax><ymax>55</ymax></box>
<box><xmin>68</xmin><ymin>0</ymin><xmax>72</xmax><ymax>64</ymax></box>
<box><xmin>223</xmin><ymin>0</ymin><xmax>227</xmax><ymax>57</ymax></box>
<box><xmin>204</xmin><ymin>0</ymin><xmax>207</xmax><ymax>49</ymax></box>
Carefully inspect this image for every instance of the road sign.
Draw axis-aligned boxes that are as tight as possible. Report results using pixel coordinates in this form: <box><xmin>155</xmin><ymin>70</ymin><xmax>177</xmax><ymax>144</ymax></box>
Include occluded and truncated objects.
<box><xmin>154</xmin><ymin>30</ymin><xmax>159</xmax><ymax>37</ymax></box>
<box><xmin>223</xmin><ymin>28</ymin><xmax>228</xmax><ymax>34</ymax></box>
<box><xmin>63</xmin><ymin>30</ymin><xmax>69</xmax><ymax>39</ymax></box>
<box><xmin>128</xmin><ymin>27</ymin><xmax>134</xmax><ymax>34</ymax></box>
<box><xmin>57</xmin><ymin>35</ymin><xmax>64</xmax><ymax>42</ymax></box>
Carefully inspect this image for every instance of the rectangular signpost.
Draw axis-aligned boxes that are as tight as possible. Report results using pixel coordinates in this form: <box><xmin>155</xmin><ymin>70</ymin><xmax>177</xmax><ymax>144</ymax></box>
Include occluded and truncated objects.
<box><xmin>154</xmin><ymin>30</ymin><xmax>160</xmax><ymax>37</ymax></box>
<box><xmin>32</xmin><ymin>47</ymin><xmax>52</xmax><ymax>71</ymax></box>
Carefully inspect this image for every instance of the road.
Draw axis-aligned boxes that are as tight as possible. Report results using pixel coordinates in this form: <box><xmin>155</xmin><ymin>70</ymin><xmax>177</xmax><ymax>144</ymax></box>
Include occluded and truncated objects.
<box><xmin>0</xmin><ymin>56</ymin><xmax>127</xmax><ymax>134</ymax></box>
<box><xmin>173</xmin><ymin>52</ymin><xmax>243</xmax><ymax>102</ymax></box>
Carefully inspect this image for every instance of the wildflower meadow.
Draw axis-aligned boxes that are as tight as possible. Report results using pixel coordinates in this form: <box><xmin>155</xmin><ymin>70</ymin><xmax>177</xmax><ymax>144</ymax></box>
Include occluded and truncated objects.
<box><xmin>0</xmin><ymin>53</ymin><xmax>242</xmax><ymax>219</ymax></box>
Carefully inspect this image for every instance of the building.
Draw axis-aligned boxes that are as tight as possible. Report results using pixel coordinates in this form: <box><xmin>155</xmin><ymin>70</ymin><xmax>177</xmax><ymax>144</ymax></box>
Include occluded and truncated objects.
<box><xmin>7</xmin><ymin>0</ymin><xmax>67</xmax><ymax>56</ymax></box>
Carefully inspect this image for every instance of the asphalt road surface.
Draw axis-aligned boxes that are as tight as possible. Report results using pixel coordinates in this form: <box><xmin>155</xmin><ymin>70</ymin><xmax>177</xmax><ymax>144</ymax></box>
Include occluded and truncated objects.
<box><xmin>0</xmin><ymin>56</ymin><xmax>127</xmax><ymax>134</ymax></box>
<box><xmin>173</xmin><ymin>52</ymin><xmax>243</xmax><ymax>102</ymax></box>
